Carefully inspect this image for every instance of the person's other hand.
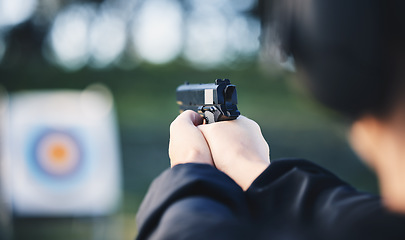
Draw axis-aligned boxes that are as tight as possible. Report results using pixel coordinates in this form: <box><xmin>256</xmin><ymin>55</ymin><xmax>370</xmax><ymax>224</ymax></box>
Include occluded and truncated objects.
<box><xmin>198</xmin><ymin>116</ymin><xmax>270</xmax><ymax>190</ymax></box>
<box><xmin>169</xmin><ymin>110</ymin><xmax>214</xmax><ymax>167</ymax></box>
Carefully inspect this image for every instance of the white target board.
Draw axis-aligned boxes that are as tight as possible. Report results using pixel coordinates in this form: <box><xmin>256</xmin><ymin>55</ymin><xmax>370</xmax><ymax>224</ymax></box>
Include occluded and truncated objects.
<box><xmin>1</xmin><ymin>85</ymin><xmax>121</xmax><ymax>216</ymax></box>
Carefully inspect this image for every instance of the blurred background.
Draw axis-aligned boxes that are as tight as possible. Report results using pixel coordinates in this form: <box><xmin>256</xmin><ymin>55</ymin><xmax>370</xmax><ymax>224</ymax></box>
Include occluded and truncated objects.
<box><xmin>0</xmin><ymin>0</ymin><xmax>378</xmax><ymax>239</ymax></box>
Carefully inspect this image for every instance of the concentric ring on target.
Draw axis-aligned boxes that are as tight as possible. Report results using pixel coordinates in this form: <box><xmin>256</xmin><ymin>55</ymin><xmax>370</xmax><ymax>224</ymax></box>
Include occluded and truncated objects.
<box><xmin>31</xmin><ymin>129</ymin><xmax>84</xmax><ymax>180</ymax></box>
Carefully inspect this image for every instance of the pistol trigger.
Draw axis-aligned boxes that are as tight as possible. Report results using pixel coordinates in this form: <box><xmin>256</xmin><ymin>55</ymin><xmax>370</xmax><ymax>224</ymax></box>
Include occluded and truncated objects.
<box><xmin>197</xmin><ymin>106</ymin><xmax>204</xmax><ymax>113</ymax></box>
<box><xmin>199</xmin><ymin>106</ymin><xmax>212</xmax><ymax>113</ymax></box>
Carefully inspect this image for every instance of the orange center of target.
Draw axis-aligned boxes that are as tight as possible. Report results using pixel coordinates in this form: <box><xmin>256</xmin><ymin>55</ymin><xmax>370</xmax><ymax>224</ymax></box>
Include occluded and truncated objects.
<box><xmin>49</xmin><ymin>144</ymin><xmax>68</xmax><ymax>165</ymax></box>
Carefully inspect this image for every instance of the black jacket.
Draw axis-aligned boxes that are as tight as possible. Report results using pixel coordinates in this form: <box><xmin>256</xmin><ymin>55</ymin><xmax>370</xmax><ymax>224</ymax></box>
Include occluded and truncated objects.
<box><xmin>136</xmin><ymin>159</ymin><xmax>405</xmax><ymax>240</ymax></box>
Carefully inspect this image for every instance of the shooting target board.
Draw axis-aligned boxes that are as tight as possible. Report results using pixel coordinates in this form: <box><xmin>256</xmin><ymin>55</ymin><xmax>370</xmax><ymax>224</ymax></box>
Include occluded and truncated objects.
<box><xmin>1</xmin><ymin>87</ymin><xmax>121</xmax><ymax>216</ymax></box>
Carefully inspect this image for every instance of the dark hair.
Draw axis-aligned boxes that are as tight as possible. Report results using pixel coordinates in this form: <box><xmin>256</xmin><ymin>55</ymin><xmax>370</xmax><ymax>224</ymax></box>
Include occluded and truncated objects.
<box><xmin>272</xmin><ymin>0</ymin><xmax>405</xmax><ymax>119</ymax></box>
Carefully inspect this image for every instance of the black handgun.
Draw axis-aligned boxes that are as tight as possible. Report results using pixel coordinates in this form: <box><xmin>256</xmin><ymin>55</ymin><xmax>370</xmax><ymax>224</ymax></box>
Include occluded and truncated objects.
<box><xmin>176</xmin><ymin>79</ymin><xmax>240</xmax><ymax>124</ymax></box>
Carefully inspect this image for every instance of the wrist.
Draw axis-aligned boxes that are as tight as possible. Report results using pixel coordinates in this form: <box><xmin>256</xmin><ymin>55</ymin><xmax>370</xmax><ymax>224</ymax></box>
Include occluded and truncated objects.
<box><xmin>170</xmin><ymin>148</ymin><xmax>214</xmax><ymax>167</ymax></box>
<box><xmin>224</xmin><ymin>158</ymin><xmax>270</xmax><ymax>191</ymax></box>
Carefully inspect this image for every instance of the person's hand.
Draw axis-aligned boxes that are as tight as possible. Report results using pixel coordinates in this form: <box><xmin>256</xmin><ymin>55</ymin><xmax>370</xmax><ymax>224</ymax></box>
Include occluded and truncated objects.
<box><xmin>198</xmin><ymin>116</ymin><xmax>270</xmax><ymax>190</ymax></box>
<box><xmin>169</xmin><ymin>110</ymin><xmax>214</xmax><ymax>167</ymax></box>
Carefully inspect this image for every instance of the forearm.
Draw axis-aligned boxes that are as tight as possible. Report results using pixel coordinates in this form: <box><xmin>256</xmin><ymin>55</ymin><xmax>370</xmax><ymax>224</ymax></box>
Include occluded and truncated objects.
<box><xmin>136</xmin><ymin>163</ymin><xmax>251</xmax><ymax>240</ymax></box>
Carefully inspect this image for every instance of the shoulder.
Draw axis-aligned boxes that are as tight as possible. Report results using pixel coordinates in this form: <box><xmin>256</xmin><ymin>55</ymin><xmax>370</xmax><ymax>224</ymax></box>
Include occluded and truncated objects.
<box><xmin>247</xmin><ymin>158</ymin><xmax>405</xmax><ymax>240</ymax></box>
<box><xmin>249</xmin><ymin>158</ymin><xmax>348</xmax><ymax>192</ymax></box>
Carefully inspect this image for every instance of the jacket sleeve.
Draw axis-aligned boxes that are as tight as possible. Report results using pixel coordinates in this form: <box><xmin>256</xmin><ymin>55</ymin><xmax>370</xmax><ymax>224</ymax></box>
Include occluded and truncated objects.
<box><xmin>135</xmin><ymin>163</ymin><xmax>252</xmax><ymax>240</ymax></box>
<box><xmin>246</xmin><ymin>159</ymin><xmax>405</xmax><ymax>240</ymax></box>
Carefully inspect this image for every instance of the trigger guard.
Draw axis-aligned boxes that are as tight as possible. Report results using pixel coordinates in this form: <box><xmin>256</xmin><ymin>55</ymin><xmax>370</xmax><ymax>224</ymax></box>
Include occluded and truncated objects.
<box><xmin>203</xmin><ymin>111</ymin><xmax>216</xmax><ymax>124</ymax></box>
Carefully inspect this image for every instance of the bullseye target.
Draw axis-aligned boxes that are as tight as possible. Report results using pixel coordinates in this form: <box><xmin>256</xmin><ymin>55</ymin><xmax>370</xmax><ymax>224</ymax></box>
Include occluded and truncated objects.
<box><xmin>30</xmin><ymin>129</ymin><xmax>84</xmax><ymax>181</ymax></box>
<box><xmin>4</xmin><ymin>89</ymin><xmax>121</xmax><ymax>216</ymax></box>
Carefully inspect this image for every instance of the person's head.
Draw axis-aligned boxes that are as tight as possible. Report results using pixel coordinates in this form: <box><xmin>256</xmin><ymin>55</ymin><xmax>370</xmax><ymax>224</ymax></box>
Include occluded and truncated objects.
<box><xmin>272</xmin><ymin>0</ymin><xmax>405</xmax><ymax>213</ymax></box>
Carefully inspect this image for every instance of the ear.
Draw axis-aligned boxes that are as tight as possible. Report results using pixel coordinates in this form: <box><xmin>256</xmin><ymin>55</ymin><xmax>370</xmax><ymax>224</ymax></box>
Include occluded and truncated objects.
<box><xmin>349</xmin><ymin>115</ymin><xmax>384</xmax><ymax>169</ymax></box>
<box><xmin>350</xmin><ymin>113</ymin><xmax>405</xmax><ymax>213</ymax></box>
